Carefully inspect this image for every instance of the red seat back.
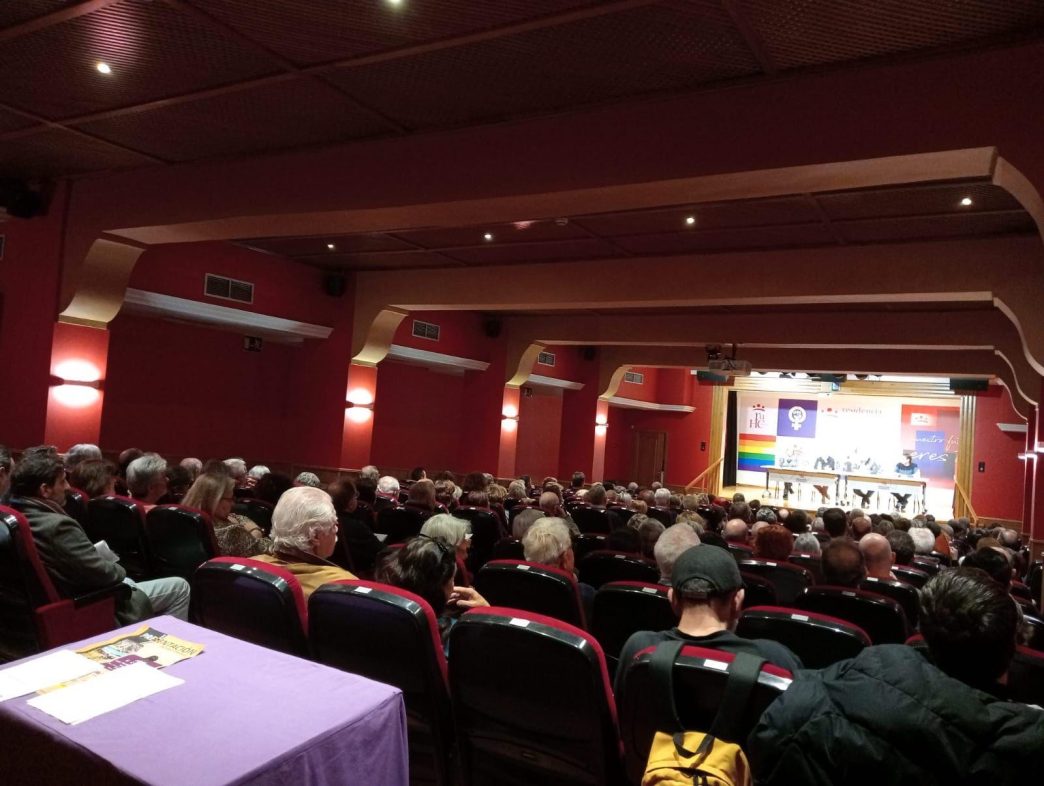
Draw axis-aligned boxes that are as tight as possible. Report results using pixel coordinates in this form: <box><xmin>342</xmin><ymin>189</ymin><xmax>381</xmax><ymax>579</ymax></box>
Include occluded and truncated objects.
<box><xmin>739</xmin><ymin>558</ymin><xmax>815</xmax><ymax>605</ymax></box>
<box><xmin>86</xmin><ymin>495</ymin><xmax>152</xmax><ymax>580</ymax></box>
<box><xmin>145</xmin><ymin>504</ymin><xmax>217</xmax><ymax>581</ymax></box>
<box><xmin>578</xmin><ymin>550</ymin><xmax>658</xmax><ymax>589</ymax></box>
<box><xmin>736</xmin><ymin>605</ymin><xmax>870</xmax><ymax>669</ymax></box>
<box><xmin>473</xmin><ymin>559</ymin><xmax>586</xmax><ymax>629</ymax></box>
<box><xmin>591</xmin><ymin>581</ymin><xmax>676</xmax><ymax>670</ymax></box>
<box><xmin>796</xmin><ymin>585</ymin><xmax>908</xmax><ymax>644</ymax></box>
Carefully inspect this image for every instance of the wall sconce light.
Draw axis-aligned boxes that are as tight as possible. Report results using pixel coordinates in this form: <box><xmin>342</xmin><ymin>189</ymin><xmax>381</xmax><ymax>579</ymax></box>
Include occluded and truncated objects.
<box><xmin>594</xmin><ymin>417</ymin><xmax>608</xmax><ymax>437</ymax></box>
<box><xmin>49</xmin><ymin>364</ymin><xmax>103</xmax><ymax>408</ymax></box>
<box><xmin>502</xmin><ymin>404</ymin><xmax>519</xmax><ymax>419</ymax></box>
<box><xmin>501</xmin><ymin>414</ymin><xmax>519</xmax><ymax>432</ymax></box>
<box><xmin>345</xmin><ymin>401</ymin><xmax>374</xmax><ymax>424</ymax></box>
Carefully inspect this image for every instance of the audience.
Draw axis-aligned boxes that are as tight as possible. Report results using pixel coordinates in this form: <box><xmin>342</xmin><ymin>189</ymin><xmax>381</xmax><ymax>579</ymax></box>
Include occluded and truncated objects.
<box><xmin>653</xmin><ymin>523</ymin><xmax>701</xmax><ymax>586</ymax></box>
<box><xmin>909</xmin><ymin>526</ymin><xmax>936</xmax><ymax>555</ymax></box>
<box><xmin>420</xmin><ymin>513</ymin><xmax>471</xmax><ymax>567</ymax></box>
<box><xmin>126</xmin><ymin>453</ymin><xmax>169</xmax><ymax>508</ymax></box>
<box><xmin>249</xmin><ymin>486</ymin><xmax>356</xmax><ymax>597</ymax></box>
<box><xmin>64</xmin><ymin>443</ymin><xmax>102</xmax><ymax>471</ymax></box>
<box><xmin>8</xmin><ymin>450</ymin><xmax>190</xmax><ymax>622</ymax></box>
<box><xmin>750</xmin><ymin>568</ymin><xmax>1044</xmax><ymax>782</ymax></box>
<box><xmin>723</xmin><ymin>518</ymin><xmax>749</xmax><ymax>544</ymax></box>
<box><xmin>327</xmin><ymin>479</ymin><xmax>382</xmax><ymax>576</ymax></box>
<box><xmin>753</xmin><ymin>523</ymin><xmax>792</xmax><ymax>561</ymax></box>
<box><xmin>179</xmin><ymin>457</ymin><xmax>203</xmax><ymax>480</ymax></box>
<box><xmin>254</xmin><ymin>471</ymin><xmax>293</xmax><ymax>506</ymax></box>
<box><xmin>182</xmin><ymin>472</ymin><xmax>269</xmax><ymax>558</ymax></box>
<box><xmin>792</xmin><ymin>532</ymin><xmax>821</xmax><ymax>555</ymax></box>
<box><xmin>821</xmin><ymin>539</ymin><xmax>865</xmax><ymax>587</ymax></box>
<box><xmin>522</xmin><ymin>517</ymin><xmax>595</xmax><ymax>619</ymax></box>
<box><xmin>822</xmin><ymin>507</ymin><xmax>848</xmax><ymax>539</ymax></box>
<box><xmin>615</xmin><ymin>545</ymin><xmax>803</xmax><ymax>695</ymax></box>
<box><xmin>858</xmin><ymin>532</ymin><xmax>897</xmax><ymax>581</ymax></box>
<box><xmin>886</xmin><ymin>529</ymin><xmax>916</xmax><ymax>566</ymax></box>
<box><xmin>294</xmin><ymin>471</ymin><xmax>321</xmax><ymax>488</ymax></box>
<box><xmin>69</xmin><ymin>458</ymin><xmax>117</xmax><ymax>498</ymax></box>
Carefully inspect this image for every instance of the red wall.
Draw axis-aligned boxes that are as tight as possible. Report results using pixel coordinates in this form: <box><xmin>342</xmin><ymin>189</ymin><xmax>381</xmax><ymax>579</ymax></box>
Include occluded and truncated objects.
<box><xmin>0</xmin><ymin>188</ymin><xmax>67</xmax><ymax>449</ymax></box>
<box><xmin>370</xmin><ymin>361</ymin><xmax>465</xmax><ymax>472</ymax></box>
<box><xmin>615</xmin><ymin>366</ymin><xmax>659</xmax><ymax>403</ymax></box>
<box><xmin>971</xmin><ymin>386</ymin><xmax>1026</xmax><ymax>522</ymax></box>
<box><xmin>516</xmin><ymin>391</ymin><xmax>564</xmax><ymax>480</ymax></box>
<box><xmin>393</xmin><ymin>310</ymin><xmax>494</xmax><ymax>361</ymax></box>
<box><xmin>100</xmin><ymin>314</ymin><xmax>296</xmax><ymax>461</ymax></box>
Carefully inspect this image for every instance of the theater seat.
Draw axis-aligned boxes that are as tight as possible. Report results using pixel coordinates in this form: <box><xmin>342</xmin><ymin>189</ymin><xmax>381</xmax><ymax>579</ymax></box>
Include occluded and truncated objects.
<box><xmin>1008</xmin><ymin>646</ymin><xmax>1044</xmax><ymax>706</ymax></box>
<box><xmin>473</xmin><ymin>560</ymin><xmax>586</xmax><ymax>628</ymax></box>
<box><xmin>892</xmin><ymin>564</ymin><xmax>931</xmax><ymax>588</ymax></box>
<box><xmin>616</xmin><ymin>643</ymin><xmax>793</xmax><ymax>785</ymax></box>
<box><xmin>911</xmin><ymin>555</ymin><xmax>940</xmax><ymax>575</ymax></box>
<box><xmin>85</xmin><ymin>496</ymin><xmax>152</xmax><ymax>581</ymax></box>
<box><xmin>448</xmin><ymin>607</ymin><xmax>624</xmax><ymax>786</ymax></box>
<box><xmin>454</xmin><ymin>507</ymin><xmax>507</xmax><ymax>575</ymax></box>
<box><xmin>736</xmin><ymin>605</ymin><xmax>871</xmax><ymax>669</ymax></box>
<box><xmin>192</xmin><ymin>557</ymin><xmax>308</xmax><ymax>656</ymax></box>
<box><xmin>573</xmin><ymin>533</ymin><xmax>608</xmax><ymax>563</ymax></box>
<box><xmin>232</xmin><ymin>498</ymin><xmax>274</xmax><ymax>535</ymax></box>
<box><xmin>859</xmin><ymin>577</ymin><xmax>920</xmax><ymax>627</ymax></box>
<box><xmin>738</xmin><ymin>558</ymin><xmax>815</xmax><ymax>606</ymax></box>
<box><xmin>310</xmin><ymin>581</ymin><xmax>454</xmax><ymax>786</ymax></box>
<box><xmin>590</xmin><ymin>581</ymin><xmax>676</xmax><ymax>671</ymax></box>
<box><xmin>740</xmin><ymin>571</ymin><xmax>778</xmax><ymax>609</ymax></box>
<box><xmin>726</xmin><ymin>542</ymin><xmax>754</xmax><ymax>559</ymax></box>
<box><xmin>572</xmin><ymin>505</ymin><xmax>612</xmax><ymax>534</ymax></box>
<box><xmin>376</xmin><ymin>505</ymin><xmax>431</xmax><ymax>544</ymax></box>
<box><xmin>145</xmin><ymin>505</ymin><xmax>218</xmax><ymax>581</ymax></box>
<box><xmin>62</xmin><ymin>487</ymin><xmax>89</xmax><ymax>526</ymax></box>
<box><xmin>578</xmin><ymin>550</ymin><xmax>658</xmax><ymax>589</ymax></box>
<box><xmin>788</xmin><ymin>552</ymin><xmax>823</xmax><ymax>583</ymax></box>
<box><xmin>0</xmin><ymin>506</ymin><xmax>123</xmax><ymax>658</ymax></box>
<box><xmin>796</xmin><ymin>586</ymin><xmax>908</xmax><ymax>644</ymax></box>
<box><xmin>491</xmin><ymin>537</ymin><xmax>525</xmax><ymax>560</ymax></box>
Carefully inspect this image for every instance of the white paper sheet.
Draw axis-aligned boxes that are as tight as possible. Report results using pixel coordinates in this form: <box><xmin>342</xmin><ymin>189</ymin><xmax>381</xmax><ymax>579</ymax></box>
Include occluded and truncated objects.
<box><xmin>27</xmin><ymin>661</ymin><xmax>183</xmax><ymax>725</ymax></box>
<box><xmin>0</xmin><ymin>650</ymin><xmax>104</xmax><ymax>701</ymax></box>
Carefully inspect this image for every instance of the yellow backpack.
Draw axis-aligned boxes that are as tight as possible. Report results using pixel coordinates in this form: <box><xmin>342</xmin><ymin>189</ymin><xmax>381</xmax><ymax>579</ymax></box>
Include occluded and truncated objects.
<box><xmin>641</xmin><ymin>641</ymin><xmax>764</xmax><ymax>786</ymax></box>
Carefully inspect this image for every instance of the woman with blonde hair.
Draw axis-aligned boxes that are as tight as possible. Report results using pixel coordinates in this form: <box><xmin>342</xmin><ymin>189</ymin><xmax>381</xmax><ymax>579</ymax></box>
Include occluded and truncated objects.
<box><xmin>182</xmin><ymin>471</ymin><xmax>270</xmax><ymax>558</ymax></box>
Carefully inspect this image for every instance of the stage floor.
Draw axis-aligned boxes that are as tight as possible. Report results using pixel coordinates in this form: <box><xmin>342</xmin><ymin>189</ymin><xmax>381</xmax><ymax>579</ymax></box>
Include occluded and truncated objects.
<box><xmin>720</xmin><ymin>483</ymin><xmax>954</xmax><ymax>520</ymax></box>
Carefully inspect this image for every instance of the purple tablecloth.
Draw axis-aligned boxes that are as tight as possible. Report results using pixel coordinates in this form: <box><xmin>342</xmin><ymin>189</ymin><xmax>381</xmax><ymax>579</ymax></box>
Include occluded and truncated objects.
<box><xmin>0</xmin><ymin>616</ymin><xmax>408</xmax><ymax>785</ymax></box>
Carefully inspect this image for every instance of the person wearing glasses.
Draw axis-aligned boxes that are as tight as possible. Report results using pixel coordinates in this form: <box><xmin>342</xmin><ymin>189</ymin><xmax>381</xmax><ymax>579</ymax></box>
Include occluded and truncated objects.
<box><xmin>249</xmin><ymin>486</ymin><xmax>356</xmax><ymax>597</ymax></box>
<box><xmin>182</xmin><ymin>471</ymin><xmax>270</xmax><ymax>558</ymax></box>
<box><xmin>376</xmin><ymin>532</ymin><xmax>488</xmax><ymax>651</ymax></box>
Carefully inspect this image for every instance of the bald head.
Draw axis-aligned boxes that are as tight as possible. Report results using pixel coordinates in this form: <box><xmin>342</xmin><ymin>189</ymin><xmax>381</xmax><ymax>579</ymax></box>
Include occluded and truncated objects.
<box><xmin>723</xmin><ymin>519</ymin><xmax>749</xmax><ymax>543</ymax></box>
<box><xmin>859</xmin><ymin>533</ymin><xmax>895</xmax><ymax>580</ymax></box>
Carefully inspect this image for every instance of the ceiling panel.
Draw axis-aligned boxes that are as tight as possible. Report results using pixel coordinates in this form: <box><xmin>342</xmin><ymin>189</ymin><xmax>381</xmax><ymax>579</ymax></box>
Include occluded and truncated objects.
<box><xmin>447</xmin><ymin>237</ymin><xmax>625</xmax><ymax>265</ymax></box>
<box><xmin>241</xmin><ymin>233</ymin><xmax>415</xmax><ymax>257</ymax></box>
<box><xmin>295</xmin><ymin>250</ymin><xmax>461</xmax><ymax>270</ymax></box>
<box><xmin>738</xmin><ymin>0</ymin><xmax>1044</xmax><ymax>70</ymax></box>
<box><xmin>0</xmin><ymin>127</ymin><xmax>155</xmax><ymax>179</ymax></box>
<box><xmin>327</xmin><ymin>4</ymin><xmax>759</xmax><ymax>129</ymax></box>
<box><xmin>393</xmin><ymin>219</ymin><xmax>589</xmax><ymax>249</ymax></box>
<box><xmin>575</xmin><ymin>196</ymin><xmax>820</xmax><ymax>236</ymax></box>
<box><xmin>837</xmin><ymin>211</ymin><xmax>1037</xmax><ymax>244</ymax></box>
<box><xmin>0</xmin><ymin>107</ymin><xmax>40</xmax><ymax>135</ymax></box>
<box><xmin>75</xmin><ymin>78</ymin><xmax>388</xmax><ymax>162</ymax></box>
<box><xmin>818</xmin><ymin>181</ymin><xmax>1022</xmax><ymax>220</ymax></box>
<box><xmin>192</xmin><ymin>0</ymin><xmax>597</xmax><ymax>66</ymax></box>
<box><xmin>0</xmin><ymin>1</ymin><xmax>76</xmax><ymax>29</ymax></box>
<box><xmin>614</xmin><ymin>223</ymin><xmax>835</xmax><ymax>254</ymax></box>
<box><xmin>0</xmin><ymin>1</ymin><xmax>281</xmax><ymax>120</ymax></box>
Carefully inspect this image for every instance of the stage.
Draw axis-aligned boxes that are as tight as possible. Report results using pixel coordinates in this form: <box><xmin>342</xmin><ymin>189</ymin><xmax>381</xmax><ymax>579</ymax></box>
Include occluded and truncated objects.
<box><xmin>720</xmin><ymin>482</ymin><xmax>954</xmax><ymax>520</ymax></box>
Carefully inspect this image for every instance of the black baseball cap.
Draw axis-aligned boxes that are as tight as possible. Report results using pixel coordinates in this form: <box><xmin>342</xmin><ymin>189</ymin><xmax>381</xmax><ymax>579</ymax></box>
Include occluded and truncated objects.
<box><xmin>671</xmin><ymin>545</ymin><xmax>743</xmax><ymax>596</ymax></box>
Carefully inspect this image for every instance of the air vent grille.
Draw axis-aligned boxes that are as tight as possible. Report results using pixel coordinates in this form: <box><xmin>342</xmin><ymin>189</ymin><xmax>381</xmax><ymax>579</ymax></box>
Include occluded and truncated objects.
<box><xmin>205</xmin><ymin>273</ymin><xmax>254</xmax><ymax>304</ymax></box>
<box><xmin>624</xmin><ymin>370</ymin><xmax>645</xmax><ymax>384</ymax></box>
<box><xmin>537</xmin><ymin>351</ymin><xmax>556</xmax><ymax>366</ymax></box>
<box><xmin>412</xmin><ymin>319</ymin><xmax>440</xmax><ymax>341</ymax></box>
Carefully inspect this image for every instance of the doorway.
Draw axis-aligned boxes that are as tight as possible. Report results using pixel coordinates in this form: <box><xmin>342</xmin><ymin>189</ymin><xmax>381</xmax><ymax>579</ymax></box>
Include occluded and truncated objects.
<box><xmin>633</xmin><ymin>430</ymin><xmax>667</xmax><ymax>486</ymax></box>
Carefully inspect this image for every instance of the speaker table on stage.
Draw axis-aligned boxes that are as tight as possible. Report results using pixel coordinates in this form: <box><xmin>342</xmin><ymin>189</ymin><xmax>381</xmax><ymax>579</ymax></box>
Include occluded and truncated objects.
<box><xmin>764</xmin><ymin>466</ymin><xmax>840</xmax><ymax>501</ymax></box>
<box><xmin>842</xmin><ymin>473</ymin><xmax>926</xmax><ymax>512</ymax></box>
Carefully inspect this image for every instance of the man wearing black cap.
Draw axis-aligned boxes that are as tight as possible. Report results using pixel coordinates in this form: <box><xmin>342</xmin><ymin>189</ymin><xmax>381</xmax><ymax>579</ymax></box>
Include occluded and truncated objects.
<box><xmin>614</xmin><ymin>545</ymin><xmax>802</xmax><ymax>694</ymax></box>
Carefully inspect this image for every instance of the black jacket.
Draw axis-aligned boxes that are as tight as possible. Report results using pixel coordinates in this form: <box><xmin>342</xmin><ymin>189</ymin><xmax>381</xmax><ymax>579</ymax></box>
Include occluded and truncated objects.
<box><xmin>748</xmin><ymin>644</ymin><xmax>1044</xmax><ymax>785</ymax></box>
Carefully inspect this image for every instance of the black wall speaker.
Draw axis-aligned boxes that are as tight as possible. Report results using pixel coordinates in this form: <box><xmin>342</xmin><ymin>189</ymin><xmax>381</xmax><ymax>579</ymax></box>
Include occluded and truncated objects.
<box><xmin>483</xmin><ymin>319</ymin><xmax>502</xmax><ymax>338</ymax></box>
<box><xmin>581</xmin><ymin>346</ymin><xmax>596</xmax><ymax>361</ymax></box>
<box><xmin>0</xmin><ymin>179</ymin><xmax>47</xmax><ymax>218</ymax></box>
<box><xmin>323</xmin><ymin>273</ymin><xmax>346</xmax><ymax>297</ymax></box>
<box><xmin>949</xmin><ymin>378</ymin><xmax>989</xmax><ymax>393</ymax></box>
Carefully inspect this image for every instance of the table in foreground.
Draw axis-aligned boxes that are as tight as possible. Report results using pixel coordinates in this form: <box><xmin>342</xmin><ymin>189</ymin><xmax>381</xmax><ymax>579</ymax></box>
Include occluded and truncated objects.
<box><xmin>0</xmin><ymin>616</ymin><xmax>408</xmax><ymax>786</ymax></box>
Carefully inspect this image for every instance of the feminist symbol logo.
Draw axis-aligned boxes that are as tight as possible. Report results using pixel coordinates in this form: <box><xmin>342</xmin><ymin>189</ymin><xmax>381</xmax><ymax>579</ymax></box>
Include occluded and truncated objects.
<box><xmin>788</xmin><ymin>406</ymin><xmax>807</xmax><ymax>431</ymax></box>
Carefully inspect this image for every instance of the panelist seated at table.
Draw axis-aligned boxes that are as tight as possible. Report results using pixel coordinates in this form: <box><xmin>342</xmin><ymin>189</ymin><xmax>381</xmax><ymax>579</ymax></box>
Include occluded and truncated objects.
<box><xmin>249</xmin><ymin>486</ymin><xmax>356</xmax><ymax>597</ymax></box>
<box><xmin>8</xmin><ymin>450</ymin><xmax>191</xmax><ymax>623</ymax></box>
<box><xmin>374</xmin><ymin>533</ymin><xmax>489</xmax><ymax>652</ymax></box>
<box><xmin>848</xmin><ymin>453</ymin><xmax>882</xmax><ymax>508</ymax></box>
<box><xmin>891</xmin><ymin>454</ymin><xmax>920</xmax><ymax>512</ymax></box>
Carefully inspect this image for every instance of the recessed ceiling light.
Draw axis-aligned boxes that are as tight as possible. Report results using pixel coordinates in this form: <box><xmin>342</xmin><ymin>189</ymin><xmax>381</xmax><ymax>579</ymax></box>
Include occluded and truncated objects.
<box><xmin>326</xmin><ymin>243</ymin><xmax>336</xmax><ymax>250</ymax></box>
<box><xmin>386</xmin><ymin>0</ymin><xmax>402</xmax><ymax>5</ymax></box>
<box><xmin>96</xmin><ymin>62</ymin><xmax>112</xmax><ymax>75</ymax></box>
<box><xmin>685</xmin><ymin>216</ymin><xmax>696</xmax><ymax>225</ymax></box>
<box><xmin>960</xmin><ymin>197</ymin><xmax>973</xmax><ymax>207</ymax></box>
<box><xmin>483</xmin><ymin>233</ymin><xmax>494</xmax><ymax>241</ymax></box>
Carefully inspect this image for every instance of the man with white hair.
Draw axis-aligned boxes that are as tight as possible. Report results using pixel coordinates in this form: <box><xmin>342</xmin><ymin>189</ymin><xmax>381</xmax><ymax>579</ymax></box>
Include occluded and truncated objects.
<box><xmin>359</xmin><ymin>465</ymin><xmax>380</xmax><ymax>482</ymax></box>
<box><xmin>224</xmin><ymin>457</ymin><xmax>248</xmax><ymax>487</ymax></box>
<box><xmin>651</xmin><ymin>487</ymin><xmax>676</xmax><ymax>526</ymax></box>
<box><xmin>126</xmin><ymin>453</ymin><xmax>168</xmax><ymax>508</ymax></box>
<box><xmin>653</xmin><ymin>523</ymin><xmax>701</xmax><ymax>586</ymax></box>
<box><xmin>523</xmin><ymin>517</ymin><xmax>595</xmax><ymax>619</ymax></box>
<box><xmin>247</xmin><ymin>464</ymin><xmax>270</xmax><ymax>487</ymax></box>
<box><xmin>294</xmin><ymin>471</ymin><xmax>321</xmax><ymax>488</ymax></box>
<box><xmin>179</xmin><ymin>457</ymin><xmax>203</xmax><ymax>480</ymax></box>
<box><xmin>909</xmin><ymin>526</ymin><xmax>936</xmax><ymax>555</ymax></box>
<box><xmin>375</xmin><ymin>475</ymin><xmax>401</xmax><ymax>513</ymax></box>
<box><xmin>249</xmin><ymin>486</ymin><xmax>355</xmax><ymax>598</ymax></box>
<box><xmin>65</xmin><ymin>443</ymin><xmax>102</xmax><ymax>471</ymax></box>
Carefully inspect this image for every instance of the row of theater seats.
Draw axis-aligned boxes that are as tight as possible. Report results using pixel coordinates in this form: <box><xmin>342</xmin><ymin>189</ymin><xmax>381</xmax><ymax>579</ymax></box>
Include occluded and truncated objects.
<box><xmin>189</xmin><ymin>555</ymin><xmax>1044</xmax><ymax>786</ymax></box>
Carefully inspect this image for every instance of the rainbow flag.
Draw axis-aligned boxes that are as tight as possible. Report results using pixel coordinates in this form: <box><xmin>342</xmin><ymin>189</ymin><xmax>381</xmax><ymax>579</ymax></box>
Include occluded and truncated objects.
<box><xmin>738</xmin><ymin>433</ymin><xmax>775</xmax><ymax>472</ymax></box>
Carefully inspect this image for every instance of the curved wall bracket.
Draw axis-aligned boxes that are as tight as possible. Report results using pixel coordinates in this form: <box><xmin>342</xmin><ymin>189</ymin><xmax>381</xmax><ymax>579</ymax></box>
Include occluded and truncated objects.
<box><xmin>58</xmin><ymin>238</ymin><xmax>146</xmax><ymax>328</ymax></box>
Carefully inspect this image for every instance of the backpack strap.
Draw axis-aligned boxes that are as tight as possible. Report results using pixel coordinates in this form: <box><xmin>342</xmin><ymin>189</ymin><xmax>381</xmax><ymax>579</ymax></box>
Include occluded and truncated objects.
<box><xmin>709</xmin><ymin>651</ymin><xmax>766</xmax><ymax>743</ymax></box>
<box><xmin>648</xmin><ymin>639</ymin><xmax>686</xmax><ymax>733</ymax></box>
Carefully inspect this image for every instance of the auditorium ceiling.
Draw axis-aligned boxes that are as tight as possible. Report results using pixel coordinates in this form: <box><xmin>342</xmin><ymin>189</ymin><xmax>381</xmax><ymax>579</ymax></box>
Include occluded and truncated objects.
<box><xmin>237</xmin><ymin>179</ymin><xmax>1035</xmax><ymax>271</ymax></box>
<box><xmin>1</xmin><ymin>0</ymin><xmax>1043</xmax><ymax>180</ymax></box>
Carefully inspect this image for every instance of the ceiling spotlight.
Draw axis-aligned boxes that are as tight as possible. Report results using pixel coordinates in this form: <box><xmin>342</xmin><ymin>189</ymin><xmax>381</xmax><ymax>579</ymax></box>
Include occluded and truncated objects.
<box><xmin>685</xmin><ymin>216</ymin><xmax>696</xmax><ymax>226</ymax></box>
<box><xmin>96</xmin><ymin>61</ymin><xmax>112</xmax><ymax>75</ymax></box>
<box><xmin>960</xmin><ymin>197</ymin><xmax>973</xmax><ymax>207</ymax></box>
<box><xmin>483</xmin><ymin>232</ymin><xmax>494</xmax><ymax>241</ymax></box>
<box><xmin>386</xmin><ymin>0</ymin><xmax>403</xmax><ymax>5</ymax></box>
<box><xmin>326</xmin><ymin>243</ymin><xmax>336</xmax><ymax>250</ymax></box>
